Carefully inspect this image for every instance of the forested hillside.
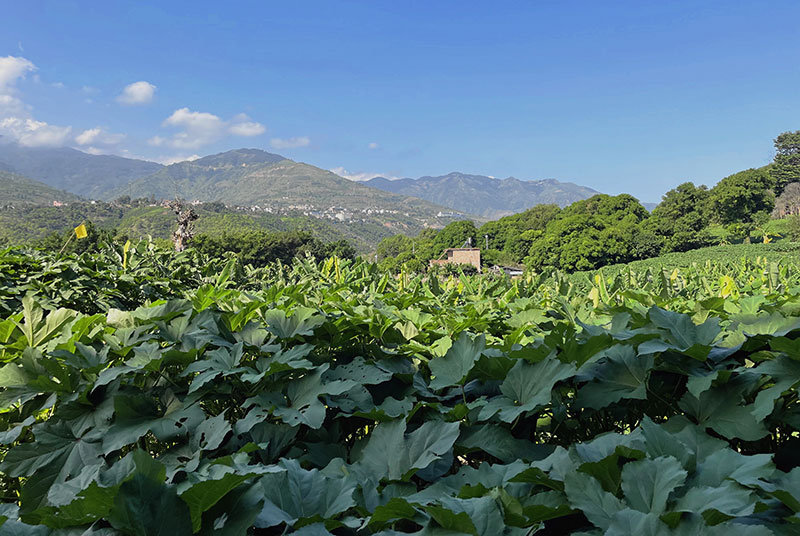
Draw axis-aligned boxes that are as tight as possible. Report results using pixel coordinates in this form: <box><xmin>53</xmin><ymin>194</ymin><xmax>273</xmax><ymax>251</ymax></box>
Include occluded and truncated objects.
<box><xmin>0</xmin><ymin>170</ymin><xmax>81</xmax><ymax>206</ymax></box>
<box><xmin>0</xmin><ymin>199</ymin><xmax>404</xmax><ymax>253</ymax></box>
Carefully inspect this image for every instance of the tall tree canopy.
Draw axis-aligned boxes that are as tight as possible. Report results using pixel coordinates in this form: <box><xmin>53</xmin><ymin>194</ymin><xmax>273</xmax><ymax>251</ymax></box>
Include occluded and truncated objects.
<box><xmin>709</xmin><ymin>168</ymin><xmax>775</xmax><ymax>225</ymax></box>
<box><xmin>772</xmin><ymin>131</ymin><xmax>800</xmax><ymax>196</ymax></box>
<box><xmin>646</xmin><ymin>182</ymin><xmax>713</xmax><ymax>252</ymax></box>
<box><xmin>432</xmin><ymin>220</ymin><xmax>478</xmax><ymax>252</ymax></box>
<box><xmin>526</xmin><ymin>194</ymin><xmax>650</xmax><ymax>271</ymax></box>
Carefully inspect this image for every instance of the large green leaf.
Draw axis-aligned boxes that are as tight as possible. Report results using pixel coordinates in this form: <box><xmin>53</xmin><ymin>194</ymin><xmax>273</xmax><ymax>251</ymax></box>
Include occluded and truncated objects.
<box><xmin>620</xmin><ymin>456</ymin><xmax>687</xmax><ymax>515</ymax></box>
<box><xmin>356</xmin><ymin>419</ymin><xmax>460</xmax><ymax>481</ymax></box>
<box><xmin>107</xmin><ymin>452</ymin><xmax>193</xmax><ymax>536</ymax></box>
<box><xmin>575</xmin><ymin>345</ymin><xmax>652</xmax><ymax>410</ymax></box>
<box><xmin>255</xmin><ymin>459</ymin><xmax>355</xmax><ymax>528</ymax></box>
<box><xmin>429</xmin><ymin>332</ymin><xmax>485</xmax><ymax>390</ymax></box>
<box><xmin>103</xmin><ymin>392</ymin><xmax>204</xmax><ymax>453</ymax></box>
<box><xmin>272</xmin><ymin>364</ymin><xmax>356</xmax><ymax>429</ymax></box>
<box><xmin>478</xmin><ymin>358</ymin><xmax>576</xmax><ymax>423</ymax></box>
<box><xmin>564</xmin><ymin>472</ymin><xmax>624</xmax><ymax>530</ymax></box>
<box><xmin>693</xmin><ymin>448</ymin><xmax>774</xmax><ymax>488</ymax></box>
<box><xmin>678</xmin><ymin>385</ymin><xmax>768</xmax><ymax>442</ymax></box>
<box><xmin>751</xmin><ymin>356</ymin><xmax>800</xmax><ymax>420</ymax></box>
<box><xmin>262</xmin><ymin>307</ymin><xmax>325</xmax><ymax>339</ymax></box>
<box><xmin>674</xmin><ymin>481</ymin><xmax>755</xmax><ymax>517</ymax></box>
<box><xmin>198</xmin><ymin>482</ymin><xmax>264</xmax><ymax>536</ymax></box>
<box><xmin>178</xmin><ymin>462</ymin><xmax>266</xmax><ymax>533</ymax></box>
<box><xmin>40</xmin><ymin>454</ymin><xmax>134</xmax><ymax>527</ymax></box>
<box><xmin>15</xmin><ymin>296</ymin><xmax>77</xmax><ymax>349</ymax></box>
<box><xmin>426</xmin><ymin>496</ymin><xmax>504</xmax><ymax>536</ymax></box>
<box><xmin>1</xmin><ymin>422</ymin><xmax>104</xmax><ymax>518</ymax></box>
<box><xmin>605</xmin><ymin>509</ymin><xmax>667</xmax><ymax>536</ymax></box>
<box><xmin>457</xmin><ymin>424</ymin><xmax>552</xmax><ymax>463</ymax></box>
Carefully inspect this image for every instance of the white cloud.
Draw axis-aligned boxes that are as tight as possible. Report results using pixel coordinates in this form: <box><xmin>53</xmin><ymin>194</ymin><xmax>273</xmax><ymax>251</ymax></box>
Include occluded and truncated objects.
<box><xmin>368</xmin><ymin>142</ymin><xmax>379</xmax><ymax>149</ymax></box>
<box><xmin>330</xmin><ymin>166</ymin><xmax>399</xmax><ymax>182</ymax></box>
<box><xmin>270</xmin><ymin>136</ymin><xmax>310</xmax><ymax>149</ymax></box>
<box><xmin>51</xmin><ymin>82</ymin><xmax>64</xmax><ymax>89</ymax></box>
<box><xmin>160</xmin><ymin>108</ymin><xmax>225</xmax><ymax>149</ymax></box>
<box><xmin>75</xmin><ymin>127</ymin><xmax>126</xmax><ymax>147</ymax></box>
<box><xmin>155</xmin><ymin>154</ymin><xmax>201</xmax><ymax>165</ymax></box>
<box><xmin>117</xmin><ymin>81</ymin><xmax>156</xmax><ymax>105</ymax></box>
<box><xmin>0</xmin><ymin>56</ymin><xmax>73</xmax><ymax>148</ymax></box>
<box><xmin>0</xmin><ymin>94</ymin><xmax>25</xmax><ymax>116</ymax></box>
<box><xmin>0</xmin><ymin>56</ymin><xmax>35</xmax><ymax>92</ymax></box>
<box><xmin>229</xmin><ymin>121</ymin><xmax>266</xmax><ymax>136</ymax></box>
<box><xmin>0</xmin><ymin>117</ymin><xmax>72</xmax><ymax>147</ymax></box>
<box><xmin>153</xmin><ymin>108</ymin><xmax>266</xmax><ymax>149</ymax></box>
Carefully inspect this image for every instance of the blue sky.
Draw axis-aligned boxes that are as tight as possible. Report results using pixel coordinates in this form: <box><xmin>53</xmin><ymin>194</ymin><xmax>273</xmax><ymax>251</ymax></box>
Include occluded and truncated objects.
<box><xmin>1</xmin><ymin>1</ymin><xmax>798</xmax><ymax>202</ymax></box>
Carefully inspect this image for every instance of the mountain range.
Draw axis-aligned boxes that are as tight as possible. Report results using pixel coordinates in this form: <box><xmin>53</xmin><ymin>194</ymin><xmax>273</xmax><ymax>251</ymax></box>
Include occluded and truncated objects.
<box><xmin>0</xmin><ymin>143</ymin><xmax>607</xmax><ymax>249</ymax></box>
<box><xmin>365</xmin><ymin>172</ymin><xmax>599</xmax><ymax>218</ymax></box>
<box><xmin>0</xmin><ymin>143</ymin><xmax>162</xmax><ymax>199</ymax></box>
<box><xmin>113</xmin><ymin>149</ymin><xmax>458</xmax><ymax>220</ymax></box>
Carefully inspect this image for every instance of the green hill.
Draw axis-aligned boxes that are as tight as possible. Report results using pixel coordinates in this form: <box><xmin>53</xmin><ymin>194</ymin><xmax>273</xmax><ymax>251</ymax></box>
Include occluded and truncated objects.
<box><xmin>0</xmin><ymin>200</ymin><xmax>426</xmax><ymax>253</ymax></box>
<box><xmin>115</xmin><ymin>149</ymin><xmax>470</xmax><ymax>220</ymax></box>
<box><xmin>0</xmin><ymin>170</ymin><xmax>81</xmax><ymax>206</ymax></box>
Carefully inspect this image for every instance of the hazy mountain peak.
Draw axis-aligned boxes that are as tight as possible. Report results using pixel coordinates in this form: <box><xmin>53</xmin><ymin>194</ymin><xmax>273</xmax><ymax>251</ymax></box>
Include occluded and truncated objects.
<box><xmin>365</xmin><ymin>172</ymin><xmax>599</xmax><ymax>218</ymax></box>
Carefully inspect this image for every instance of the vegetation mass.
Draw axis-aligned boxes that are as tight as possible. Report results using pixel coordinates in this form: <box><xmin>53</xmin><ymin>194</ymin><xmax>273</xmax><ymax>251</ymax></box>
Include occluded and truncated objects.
<box><xmin>1</xmin><ymin>243</ymin><xmax>800</xmax><ymax>534</ymax></box>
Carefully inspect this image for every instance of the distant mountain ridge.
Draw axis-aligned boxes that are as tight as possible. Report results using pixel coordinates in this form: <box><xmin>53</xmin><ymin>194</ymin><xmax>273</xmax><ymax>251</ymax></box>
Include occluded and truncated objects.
<box><xmin>0</xmin><ymin>143</ymin><xmax>162</xmax><ymax>199</ymax></box>
<box><xmin>116</xmin><ymin>149</ymin><xmax>465</xmax><ymax>220</ymax></box>
<box><xmin>0</xmin><ymin>142</ymin><xmax>604</xmax><ymax>226</ymax></box>
<box><xmin>365</xmin><ymin>172</ymin><xmax>599</xmax><ymax>218</ymax></box>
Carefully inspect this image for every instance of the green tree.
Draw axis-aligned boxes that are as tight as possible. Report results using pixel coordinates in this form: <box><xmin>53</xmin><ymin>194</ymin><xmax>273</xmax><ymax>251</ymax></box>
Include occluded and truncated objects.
<box><xmin>709</xmin><ymin>168</ymin><xmax>775</xmax><ymax>225</ymax></box>
<box><xmin>526</xmin><ymin>194</ymin><xmax>649</xmax><ymax>271</ymax></box>
<box><xmin>432</xmin><ymin>220</ymin><xmax>478</xmax><ymax>252</ymax></box>
<box><xmin>771</xmin><ymin>131</ymin><xmax>800</xmax><ymax>196</ymax></box>
<box><xmin>479</xmin><ymin>204</ymin><xmax>559</xmax><ymax>263</ymax></box>
<box><xmin>647</xmin><ymin>182</ymin><xmax>712</xmax><ymax>253</ymax></box>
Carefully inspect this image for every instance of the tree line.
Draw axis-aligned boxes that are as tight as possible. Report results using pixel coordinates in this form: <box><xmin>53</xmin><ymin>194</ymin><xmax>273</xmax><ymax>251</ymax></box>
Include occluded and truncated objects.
<box><xmin>377</xmin><ymin>131</ymin><xmax>800</xmax><ymax>273</ymax></box>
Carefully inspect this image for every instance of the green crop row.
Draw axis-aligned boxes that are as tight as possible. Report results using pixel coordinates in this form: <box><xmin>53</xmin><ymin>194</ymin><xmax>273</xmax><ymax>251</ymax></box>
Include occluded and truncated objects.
<box><xmin>1</xmin><ymin>244</ymin><xmax>800</xmax><ymax>534</ymax></box>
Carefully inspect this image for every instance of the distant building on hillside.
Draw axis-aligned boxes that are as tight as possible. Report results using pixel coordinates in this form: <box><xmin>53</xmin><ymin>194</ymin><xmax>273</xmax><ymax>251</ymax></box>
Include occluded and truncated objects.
<box><xmin>430</xmin><ymin>248</ymin><xmax>481</xmax><ymax>273</ymax></box>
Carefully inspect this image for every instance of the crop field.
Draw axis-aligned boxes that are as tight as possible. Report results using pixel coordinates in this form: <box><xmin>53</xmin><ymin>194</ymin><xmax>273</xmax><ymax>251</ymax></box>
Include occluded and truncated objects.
<box><xmin>572</xmin><ymin>241</ymin><xmax>800</xmax><ymax>280</ymax></box>
<box><xmin>2</xmin><ymin>243</ymin><xmax>800</xmax><ymax>534</ymax></box>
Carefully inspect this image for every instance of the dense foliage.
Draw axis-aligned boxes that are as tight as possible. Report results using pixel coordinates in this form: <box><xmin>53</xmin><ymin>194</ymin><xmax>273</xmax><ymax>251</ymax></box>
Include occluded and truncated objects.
<box><xmin>192</xmin><ymin>230</ymin><xmax>356</xmax><ymax>267</ymax></box>
<box><xmin>772</xmin><ymin>131</ymin><xmax>800</xmax><ymax>196</ymax></box>
<box><xmin>3</xmin><ymin>245</ymin><xmax>800</xmax><ymax>534</ymax></box>
<box><xmin>377</xmin><ymin>166</ymin><xmax>790</xmax><ymax>274</ymax></box>
<box><xmin>0</xmin><ymin>198</ymin><xmax>414</xmax><ymax>254</ymax></box>
<box><xmin>0</xmin><ymin>171</ymin><xmax>81</xmax><ymax>208</ymax></box>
